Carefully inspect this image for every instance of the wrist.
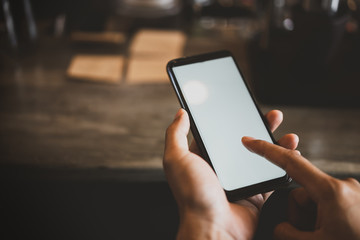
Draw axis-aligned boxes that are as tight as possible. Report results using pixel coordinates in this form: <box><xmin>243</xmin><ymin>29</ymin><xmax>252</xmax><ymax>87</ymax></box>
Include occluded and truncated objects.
<box><xmin>177</xmin><ymin>211</ymin><xmax>236</xmax><ymax>240</ymax></box>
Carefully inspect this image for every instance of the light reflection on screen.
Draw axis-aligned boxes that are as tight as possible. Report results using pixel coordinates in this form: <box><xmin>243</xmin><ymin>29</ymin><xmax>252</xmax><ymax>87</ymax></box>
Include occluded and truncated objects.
<box><xmin>182</xmin><ymin>80</ymin><xmax>209</xmax><ymax>105</ymax></box>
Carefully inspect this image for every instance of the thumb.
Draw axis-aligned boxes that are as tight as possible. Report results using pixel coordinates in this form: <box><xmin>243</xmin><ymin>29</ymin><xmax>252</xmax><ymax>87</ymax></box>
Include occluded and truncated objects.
<box><xmin>164</xmin><ymin>109</ymin><xmax>190</xmax><ymax>163</ymax></box>
<box><xmin>273</xmin><ymin>222</ymin><xmax>315</xmax><ymax>240</ymax></box>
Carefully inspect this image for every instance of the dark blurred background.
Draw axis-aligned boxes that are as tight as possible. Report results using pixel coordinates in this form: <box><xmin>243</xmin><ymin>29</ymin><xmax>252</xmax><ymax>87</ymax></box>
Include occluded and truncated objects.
<box><xmin>1</xmin><ymin>0</ymin><xmax>360</xmax><ymax>239</ymax></box>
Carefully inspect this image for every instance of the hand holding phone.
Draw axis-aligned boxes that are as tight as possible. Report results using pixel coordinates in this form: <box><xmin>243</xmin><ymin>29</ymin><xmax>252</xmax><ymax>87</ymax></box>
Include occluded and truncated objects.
<box><xmin>167</xmin><ymin>50</ymin><xmax>291</xmax><ymax>201</ymax></box>
<box><xmin>163</xmin><ymin>108</ymin><xmax>298</xmax><ymax>239</ymax></box>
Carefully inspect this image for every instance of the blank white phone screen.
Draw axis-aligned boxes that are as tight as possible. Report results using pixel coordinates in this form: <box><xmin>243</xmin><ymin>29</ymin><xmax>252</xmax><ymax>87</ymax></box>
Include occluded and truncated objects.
<box><xmin>172</xmin><ymin>56</ymin><xmax>285</xmax><ymax>191</ymax></box>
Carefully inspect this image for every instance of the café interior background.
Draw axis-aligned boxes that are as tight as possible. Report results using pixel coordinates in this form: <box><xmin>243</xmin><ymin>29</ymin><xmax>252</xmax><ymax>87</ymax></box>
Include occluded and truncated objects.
<box><xmin>1</xmin><ymin>0</ymin><xmax>359</xmax><ymax>239</ymax></box>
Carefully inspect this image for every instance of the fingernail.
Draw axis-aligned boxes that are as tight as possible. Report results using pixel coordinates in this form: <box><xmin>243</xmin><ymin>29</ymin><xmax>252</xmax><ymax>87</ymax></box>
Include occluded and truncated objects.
<box><xmin>294</xmin><ymin>150</ymin><xmax>301</xmax><ymax>155</ymax></box>
<box><xmin>174</xmin><ymin>109</ymin><xmax>183</xmax><ymax>120</ymax></box>
<box><xmin>242</xmin><ymin>137</ymin><xmax>256</xmax><ymax>152</ymax></box>
<box><xmin>242</xmin><ymin>136</ymin><xmax>255</xmax><ymax>142</ymax></box>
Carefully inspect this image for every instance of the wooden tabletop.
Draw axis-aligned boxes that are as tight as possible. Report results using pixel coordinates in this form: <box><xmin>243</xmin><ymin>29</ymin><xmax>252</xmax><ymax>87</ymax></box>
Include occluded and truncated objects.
<box><xmin>1</xmin><ymin>35</ymin><xmax>359</xmax><ymax>180</ymax></box>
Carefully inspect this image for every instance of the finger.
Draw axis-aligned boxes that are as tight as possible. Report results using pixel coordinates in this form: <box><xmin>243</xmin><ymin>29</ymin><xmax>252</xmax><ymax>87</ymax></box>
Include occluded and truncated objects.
<box><xmin>288</xmin><ymin>188</ymin><xmax>317</xmax><ymax>230</ymax></box>
<box><xmin>242</xmin><ymin>137</ymin><xmax>330</xmax><ymax>201</ymax></box>
<box><xmin>265</xmin><ymin>110</ymin><xmax>283</xmax><ymax>132</ymax></box>
<box><xmin>262</xmin><ymin>191</ymin><xmax>273</xmax><ymax>202</ymax></box>
<box><xmin>290</xmin><ymin>188</ymin><xmax>312</xmax><ymax>207</ymax></box>
<box><xmin>164</xmin><ymin>109</ymin><xmax>190</xmax><ymax>162</ymax></box>
<box><xmin>274</xmin><ymin>222</ymin><xmax>316</xmax><ymax>240</ymax></box>
<box><xmin>344</xmin><ymin>177</ymin><xmax>360</xmax><ymax>186</ymax></box>
<box><xmin>277</xmin><ymin>133</ymin><xmax>299</xmax><ymax>150</ymax></box>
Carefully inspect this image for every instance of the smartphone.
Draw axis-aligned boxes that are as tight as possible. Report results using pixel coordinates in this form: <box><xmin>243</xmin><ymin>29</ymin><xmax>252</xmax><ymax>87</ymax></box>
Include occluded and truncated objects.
<box><xmin>166</xmin><ymin>50</ymin><xmax>291</xmax><ymax>201</ymax></box>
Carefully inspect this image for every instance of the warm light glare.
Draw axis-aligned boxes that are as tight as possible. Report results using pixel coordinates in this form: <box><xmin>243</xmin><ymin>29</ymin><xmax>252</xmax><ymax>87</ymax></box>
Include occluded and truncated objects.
<box><xmin>183</xmin><ymin>80</ymin><xmax>209</xmax><ymax>105</ymax></box>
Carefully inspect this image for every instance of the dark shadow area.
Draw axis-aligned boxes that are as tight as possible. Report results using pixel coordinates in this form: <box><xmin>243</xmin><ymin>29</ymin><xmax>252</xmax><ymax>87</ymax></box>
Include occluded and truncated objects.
<box><xmin>1</xmin><ymin>167</ymin><xmax>359</xmax><ymax>240</ymax></box>
<box><xmin>249</xmin><ymin>3</ymin><xmax>360</xmax><ymax>107</ymax></box>
<box><xmin>0</xmin><ymin>167</ymin><xmax>179</xmax><ymax>240</ymax></box>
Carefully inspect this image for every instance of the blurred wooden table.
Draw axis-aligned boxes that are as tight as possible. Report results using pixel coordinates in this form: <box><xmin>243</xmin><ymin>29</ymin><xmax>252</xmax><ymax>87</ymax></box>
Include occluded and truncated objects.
<box><xmin>1</xmin><ymin>71</ymin><xmax>360</xmax><ymax>178</ymax></box>
<box><xmin>1</xmin><ymin>36</ymin><xmax>359</xmax><ymax>181</ymax></box>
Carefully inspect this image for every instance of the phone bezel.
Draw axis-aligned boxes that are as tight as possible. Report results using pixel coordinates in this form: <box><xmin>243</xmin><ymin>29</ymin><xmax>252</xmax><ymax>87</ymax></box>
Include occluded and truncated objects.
<box><xmin>166</xmin><ymin>50</ymin><xmax>291</xmax><ymax>201</ymax></box>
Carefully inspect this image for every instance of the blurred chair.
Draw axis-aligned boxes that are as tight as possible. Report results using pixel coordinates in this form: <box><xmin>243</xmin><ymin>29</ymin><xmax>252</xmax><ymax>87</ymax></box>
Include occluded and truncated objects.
<box><xmin>2</xmin><ymin>0</ymin><xmax>37</xmax><ymax>48</ymax></box>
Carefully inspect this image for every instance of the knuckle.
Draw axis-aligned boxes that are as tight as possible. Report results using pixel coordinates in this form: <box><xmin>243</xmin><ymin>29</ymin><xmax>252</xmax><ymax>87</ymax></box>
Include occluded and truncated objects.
<box><xmin>165</xmin><ymin>124</ymin><xmax>173</xmax><ymax>137</ymax></box>
<box><xmin>163</xmin><ymin>148</ymin><xmax>175</xmax><ymax>167</ymax></box>
<box><xmin>345</xmin><ymin>177</ymin><xmax>360</xmax><ymax>185</ymax></box>
<box><xmin>322</xmin><ymin>178</ymin><xmax>350</xmax><ymax>200</ymax></box>
<box><xmin>163</xmin><ymin>149</ymin><xmax>187</xmax><ymax>172</ymax></box>
<box><xmin>162</xmin><ymin>153</ymin><xmax>174</xmax><ymax>171</ymax></box>
<box><xmin>280</xmin><ymin>149</ymin><xmax>299</xmax><ymax>170</ymax></box>
<box><xmin>288</xmin><ymin>149</ymin><xmax>301</xmax><ymax>158</ymax></box>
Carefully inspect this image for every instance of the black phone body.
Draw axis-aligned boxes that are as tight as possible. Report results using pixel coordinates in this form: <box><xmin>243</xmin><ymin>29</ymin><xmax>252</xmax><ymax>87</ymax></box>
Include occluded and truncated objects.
<box><xmin>167</xmin><ymin>50</ymin><xmax>291</xmax><ymax>201</ymax></box>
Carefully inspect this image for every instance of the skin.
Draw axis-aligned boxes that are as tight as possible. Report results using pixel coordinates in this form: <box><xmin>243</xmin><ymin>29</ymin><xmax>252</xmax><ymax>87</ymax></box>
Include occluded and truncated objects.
<box><xmin>164</xmin><ymin>108</ymin><xmax>360</xmax><ymax>240</ymax></box>
<box><xmin>242</xmin><ymin>137</ymin><xmax>360</xmax><ymax>240</ymax></box>
<box><xmin>163</xmin><ymin>109</ymin><xmax>299</xmax><ymax>240</ymax></box>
